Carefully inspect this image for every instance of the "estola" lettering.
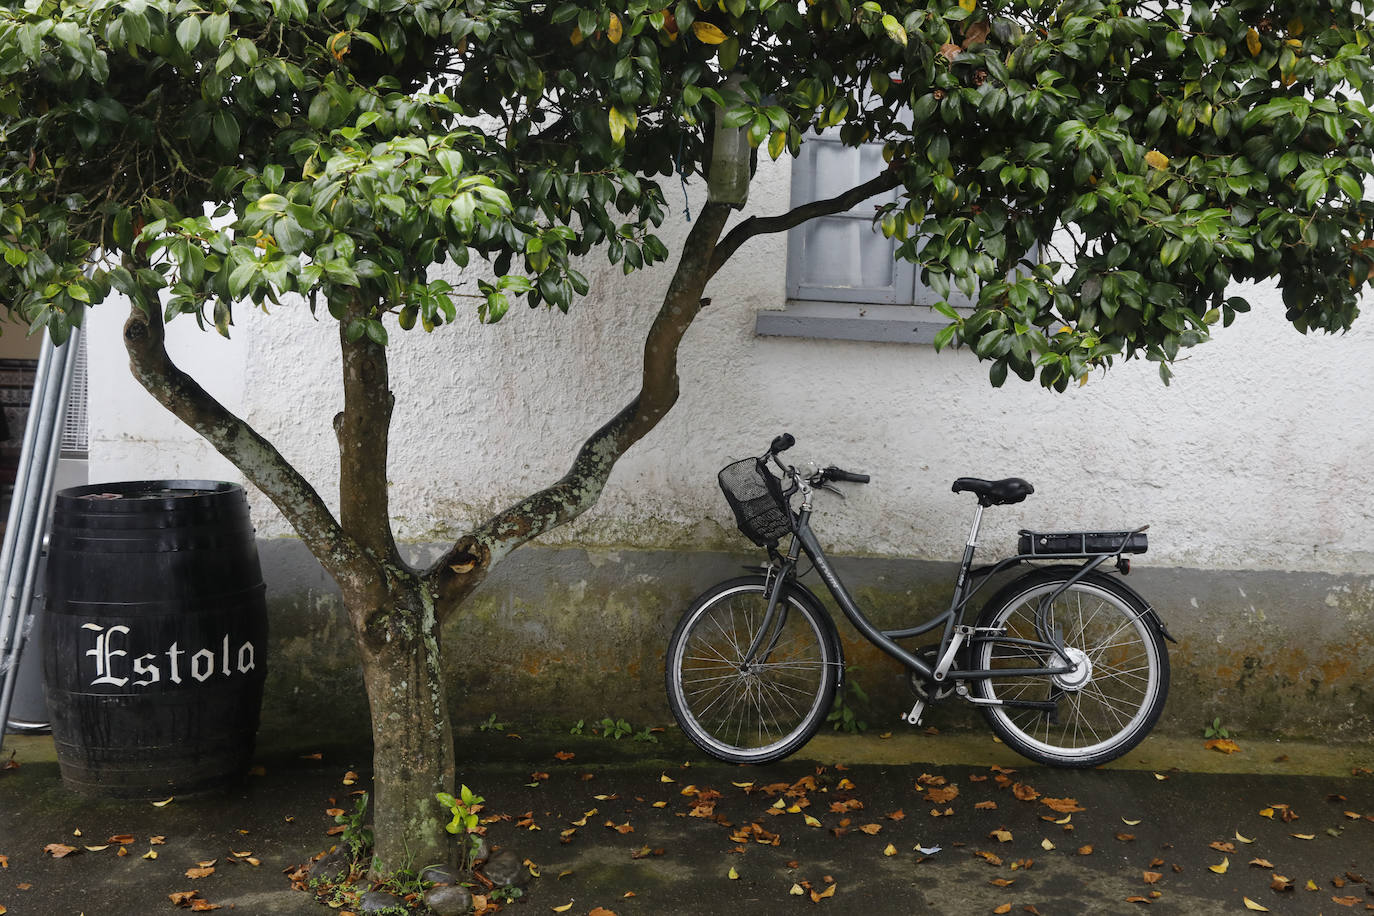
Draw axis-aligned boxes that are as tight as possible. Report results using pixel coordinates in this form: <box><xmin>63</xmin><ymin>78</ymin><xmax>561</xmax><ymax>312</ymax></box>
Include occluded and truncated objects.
<box><xmin>81</xmin><ymin>623</ymin><xmax>256</xmax><ymax>688</ymax></box>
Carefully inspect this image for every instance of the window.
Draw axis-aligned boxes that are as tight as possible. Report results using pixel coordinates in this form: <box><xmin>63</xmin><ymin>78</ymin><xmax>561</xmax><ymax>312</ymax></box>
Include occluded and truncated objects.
<box><xmin>757</xmin><ymin>132</ymin><xmax>967</xmax><ymax>344</ymax></box>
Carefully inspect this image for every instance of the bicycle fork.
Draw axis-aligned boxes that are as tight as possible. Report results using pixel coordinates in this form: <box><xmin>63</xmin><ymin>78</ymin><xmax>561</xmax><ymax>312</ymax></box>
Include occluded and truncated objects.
<box><xmin>740</xmin><ymin>562</ymin><xmax>792</xmax><ymax>670</ymax></box>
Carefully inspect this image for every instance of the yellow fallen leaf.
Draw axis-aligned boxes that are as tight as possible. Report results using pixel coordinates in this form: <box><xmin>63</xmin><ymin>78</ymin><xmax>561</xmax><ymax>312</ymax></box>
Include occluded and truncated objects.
<box><xmin>152</xmin><ymin>797</ymin><xmax>175</xmax><ymax>808</ymax></box>
<box><xmin>803</xmin><ymin>814</ymin><xmax>822</xmax><ymax>828</ymax></box>
<box><xmin>652</xmin><ymin>801</ymin><xmax>667</xmax><ymax>808</ymax></box>
<box><xmin>84</xmin><ymin>845</ymin><xmax>109</xmax><ymax>852</ymax></box>
<box><xmin>142</xmin><ymin>850</ymin><xmax>158</xmax><ymax>860</ymax></box>
<box><xmin>771</xmin><ymin>799</ymin><xmax>786</xmax><ymax>810</ymax></box>
<box><xmin>1153</xmin><ymin>773</ymin><xmax>1168</xmax><ymax>781</ymax></box>
<box><xmin>1209</xmin><ymin>857</ymin><xmax>1229</xmax><ymax>874</ymax></box>
<box><xmin>1122</xmin><ymin>818</ymin><xmax>1142</xmax><ymax>826</ymax></box>
<box><xmin>728</xmin><ymin>867</ymin><xmax>739</xmax><ymax>880</ymax></box>
<box><xmin>995</xmin><ymin>905</ymin><xmax>1012</xmax><ymax>915</ymax></box>
<box><xmin>790</xmin><ymin>884</ymin><xmax>805</xmax><ymax>896</ymax></box>
<box><xmin>883</xmin><ymin>844</ymin><xmax>897</xmax><ymax>857</ymax></box>
<box><xmin>1243</xmin><ymin>898</ymin><xmax>1269</xmax><ymax>912</ymax></box>
<box><xmin>812</xmin><ymin>883</ymin><xmax>836</xmax><ymax>901</ymax></box>
<box><xmin>659</xmin><ymin>774</ymin><xmax>675</xmax><ymax>783</ymax></box>
<box><xmin>552</xmin><ymin>903</ymin><xmax>574</xmax><ymax>913</ymax></box>
<box><xmin>1289</xmin><ymin>833</ymin><xmax>1315</xmax><ymax>840</ymax></box>
<box><xmin>1205</xmin><ymin>738</ymin><xmax>1241</xmax><ymax>754</ymax></box>
<box><xmin>732</xmin><ymin>782</ymin><xmax>753</xmax><ymax>789</ymax></box>
<box><xmin>1235</xmin><ymin>831</ymin><xmax>1254</xmax><ymax>844</ymax></box>
<box><xmin>1305</xmin><ymin>879</ymin><xmax>1319</xmax><ymax>891</ymax></box>
<box><xmin>1259</xmin><ymin>808</ymin><xmax>1275</xmax><ymax>819</ymax></box>
<box><xmin>1041</xmin><ymin>839</ymin><xmax>1055</xmax><ymax>850</ymax></box>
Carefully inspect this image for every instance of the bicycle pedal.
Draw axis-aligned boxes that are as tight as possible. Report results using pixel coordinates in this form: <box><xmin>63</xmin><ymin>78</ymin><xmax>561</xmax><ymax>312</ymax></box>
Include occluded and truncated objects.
<box><xmin>903</xmin><ymin>698</ymin><xmax>926</xmax><ymax>726</ymax></box>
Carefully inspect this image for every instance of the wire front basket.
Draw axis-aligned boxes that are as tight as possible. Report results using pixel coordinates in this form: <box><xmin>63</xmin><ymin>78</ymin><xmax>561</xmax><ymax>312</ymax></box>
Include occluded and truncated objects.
<box><xmin>718</xmin><ymin>457</ymin><xmax>793</xmax><ymax>548</ymax></box>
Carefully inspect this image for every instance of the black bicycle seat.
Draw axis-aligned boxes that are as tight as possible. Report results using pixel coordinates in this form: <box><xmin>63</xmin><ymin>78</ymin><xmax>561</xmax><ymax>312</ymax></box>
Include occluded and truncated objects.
<box><xmin>951</xmin><ymin>477</ymin><xmax>1034</xmax><ymax>507</ymax></box>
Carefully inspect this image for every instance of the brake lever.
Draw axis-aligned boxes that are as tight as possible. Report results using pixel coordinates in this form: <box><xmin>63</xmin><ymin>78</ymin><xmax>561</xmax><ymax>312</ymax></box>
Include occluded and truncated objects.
<box><xmin>817</xmin><ymin>482</ymin><xmax>845</xmax><ymax>500</ymax></box>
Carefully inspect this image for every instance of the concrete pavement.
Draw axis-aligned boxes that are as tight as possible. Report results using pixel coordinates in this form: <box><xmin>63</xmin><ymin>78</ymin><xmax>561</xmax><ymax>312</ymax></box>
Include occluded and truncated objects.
<box><xmin>1</xmin><ymin>727</ymin><xmax>1371</xmax><ymax>915</ymax></box>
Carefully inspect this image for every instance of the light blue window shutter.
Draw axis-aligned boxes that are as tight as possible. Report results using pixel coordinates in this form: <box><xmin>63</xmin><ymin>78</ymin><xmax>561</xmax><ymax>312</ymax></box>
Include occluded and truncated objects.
<box><xmin>785</xmin><ymin>135</ymin><xmax>914</xmax><ymax>305</ymax></box>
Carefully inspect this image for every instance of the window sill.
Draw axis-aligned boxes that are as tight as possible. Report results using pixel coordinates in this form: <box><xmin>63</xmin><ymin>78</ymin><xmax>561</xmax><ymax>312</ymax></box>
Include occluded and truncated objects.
<box><xmin>755</xmin><ymin>302</ymin><xmax>952</xmax><ymax>345</ymax></box>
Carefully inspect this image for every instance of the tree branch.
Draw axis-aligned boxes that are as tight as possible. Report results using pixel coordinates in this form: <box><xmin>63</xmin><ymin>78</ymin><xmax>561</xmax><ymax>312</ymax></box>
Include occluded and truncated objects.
<box><xmin>709</xmin><ymin>169</ymin><xmax>903</xmax><ymax>277</ymax></box>
<box><xmin>336</xmin><ymin>298</ymin><xmax>400</xmax><ymax>568</ymax></box>
<box><xmin>121</xmin><ymin>297</ymin><xmax>374</xmax><ymax>594</ymax></box>
<box><xmin>428</xmin><ymin>200</ymin><xmax>735</xmax><ymax>612</ymax></box>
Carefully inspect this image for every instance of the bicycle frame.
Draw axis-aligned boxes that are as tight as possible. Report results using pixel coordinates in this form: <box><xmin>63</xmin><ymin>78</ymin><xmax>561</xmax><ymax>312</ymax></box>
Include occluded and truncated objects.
<box><xmin>743</xmin><ymin>474</ymin><xmax>1123</xmax><ymax>699</ymax></box>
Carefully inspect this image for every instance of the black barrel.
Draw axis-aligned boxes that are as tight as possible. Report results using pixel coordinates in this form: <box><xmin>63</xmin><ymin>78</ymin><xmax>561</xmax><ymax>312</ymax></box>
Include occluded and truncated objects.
<box><xmin>43</xmin><ymin>481</ymin><xmax>268</xmax><ymax>798</ymax></box>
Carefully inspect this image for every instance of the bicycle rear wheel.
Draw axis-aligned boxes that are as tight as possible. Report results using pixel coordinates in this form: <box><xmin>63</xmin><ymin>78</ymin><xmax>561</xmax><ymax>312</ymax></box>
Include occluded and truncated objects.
<box><xmin>666</xmin><ymin>577</ymin><xmax>837</xmax><ymax>764</ymax></box>
<box><xmin>971</xmin><ymin>569</ymin><xmax>1168</xmax><ymax>767</ymax></box>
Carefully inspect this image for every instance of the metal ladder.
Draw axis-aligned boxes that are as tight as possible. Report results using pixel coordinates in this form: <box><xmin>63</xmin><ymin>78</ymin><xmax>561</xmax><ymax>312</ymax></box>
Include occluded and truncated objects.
<box><xmin>0</xmin><ymin>328</ymin><xmax>83</xmax><ymax>753</ymax></box>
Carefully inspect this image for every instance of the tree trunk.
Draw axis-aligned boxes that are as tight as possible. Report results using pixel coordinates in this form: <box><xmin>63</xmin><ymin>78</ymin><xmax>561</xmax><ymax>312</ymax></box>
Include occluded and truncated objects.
<box><xmin>349</xmin><ymin>575</ymin><xmax>457</xmax><ymax>875</ymax></box>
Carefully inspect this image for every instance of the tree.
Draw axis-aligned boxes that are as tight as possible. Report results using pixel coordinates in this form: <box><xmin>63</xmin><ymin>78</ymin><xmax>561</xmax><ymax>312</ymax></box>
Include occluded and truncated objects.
<box><xmin>1</xmin><ymin>0</ymin><xmax>1371</xmax><ymax>873</ymax></box>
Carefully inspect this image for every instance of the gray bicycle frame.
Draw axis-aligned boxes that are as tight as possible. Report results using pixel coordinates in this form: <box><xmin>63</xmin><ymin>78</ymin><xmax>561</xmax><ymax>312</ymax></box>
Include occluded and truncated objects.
<box><xmin>742</xmin><ymin>472</ymin><xmax>1126</xmax><ymax>688</ymax></box>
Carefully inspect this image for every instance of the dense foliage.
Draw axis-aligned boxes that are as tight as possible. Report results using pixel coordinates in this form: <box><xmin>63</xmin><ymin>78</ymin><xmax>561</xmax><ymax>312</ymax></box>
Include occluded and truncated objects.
<box><xmin>1</xmin><ymin>1</ymin><xmax>1371</xmax><ymax>387</ymax></box>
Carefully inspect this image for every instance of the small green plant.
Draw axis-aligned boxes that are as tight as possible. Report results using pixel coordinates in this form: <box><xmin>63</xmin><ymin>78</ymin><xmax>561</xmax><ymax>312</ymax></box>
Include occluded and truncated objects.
<box><xmin>436</xmin><ymin>785</ymin><xmax>486</xmax><ymax>870</ymax></box>
<box><xmin>828</xmin><ymin>668</ymin><xmax>870</xmax><ymax>734</ymax></box>
<box><xmin>334</xmin><ymin>791</ymin><xmax>374</xmax><ymax>864</ymax></box>
<box><xmin>569</xmin><ymin>718</ymin><xmax>585</xmax><ymax>736</ymax></box>
<box><xmin>598</xmin><ymin>716</ymin><xmax>633</xmax><ymax>739</ymax></box>
<box><xmin>491</xmin><ymin>886</ymin><xmax>525</xmax><ymax>903</ymax></box>
<box><xmin>478</xmin><ymin>713</ymin><xmax>510</xmax><ymax>733</ymax></box>
<box><xmin>633</xmin><ymin>726</ymin><xmax>659</xmax><ymax>743</ymax></box>
<box><xmin>1204</xmin><ymin>717</ymin><xmax>1231</xmax><ymax>739</ymax></box>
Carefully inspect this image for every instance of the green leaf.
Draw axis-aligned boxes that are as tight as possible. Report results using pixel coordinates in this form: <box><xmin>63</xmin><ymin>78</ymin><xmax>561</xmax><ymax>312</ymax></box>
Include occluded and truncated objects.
<box><xmin>176</xmin><ymin>16</ymin><xmax>202</xmax><ymax>53</ymax></box>
<box><xmin>213</xmin><ymin>110</ymin><xmax>240</xmax><ymax>151</ymax></box>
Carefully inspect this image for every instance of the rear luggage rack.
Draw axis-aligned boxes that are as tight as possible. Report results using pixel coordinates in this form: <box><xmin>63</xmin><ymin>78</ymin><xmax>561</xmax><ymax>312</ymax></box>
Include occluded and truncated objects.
<box><xmin>1018</xmin><ymin>529</ymin><xmax>1148</xmax><ymax>557</ymax></box>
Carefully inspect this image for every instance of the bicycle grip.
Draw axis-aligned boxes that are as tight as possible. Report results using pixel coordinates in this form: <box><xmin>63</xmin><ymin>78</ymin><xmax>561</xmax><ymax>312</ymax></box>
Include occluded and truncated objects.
<box><xmin>826</xmin><ymin>467</ymin><xmax>870</xmax><ymax>484</ymax></box>
<box><xmin>770</xmin><ymin>433</ymin><xmax>795</xmax><ymax>455</ymax></box>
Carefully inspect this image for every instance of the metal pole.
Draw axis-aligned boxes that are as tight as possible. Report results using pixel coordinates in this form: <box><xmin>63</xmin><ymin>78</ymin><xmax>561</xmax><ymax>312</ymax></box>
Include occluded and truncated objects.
<box><xmin>0</xmin><ymin>331</ymin><xmax>77</xmax><ymax>751</ymax></box>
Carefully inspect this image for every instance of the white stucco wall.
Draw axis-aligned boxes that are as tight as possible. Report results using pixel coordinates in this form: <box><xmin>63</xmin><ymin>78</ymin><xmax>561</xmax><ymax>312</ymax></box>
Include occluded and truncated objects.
<box><xmin>86</xmin><ymin>155</ymin><xmax>1374</xmax><ymax>576</ymax></box>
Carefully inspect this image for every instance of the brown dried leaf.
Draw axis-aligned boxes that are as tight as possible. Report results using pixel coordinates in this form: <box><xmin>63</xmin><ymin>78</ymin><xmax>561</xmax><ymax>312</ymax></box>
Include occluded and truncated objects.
<box><xmin>1041</xmin><ymin>797</ymin><xmax>1085</xmax><ymax>814</ymax></box>
<box><xmin>858</xmin><ymin>824</ymin><xmax>882</xmax><ymax>835</ymax></box>
<box><xmin>43</xmin><ymin>844</ymin><xmax>78</xmax><ymax>858</ymax></box>
<box><xmin>189</xmin><ymin>901</ymin><xmax>221</xmax><ymax>912</ymax></box>
<box><xmin>990</xmin><ymin>878</ymin><xmax>1015</xmax><ymax>887</ymax></box>
<box><xmin>108</xmin><ymin>834</ymin><xmax>135</xmax><ymax>845</ymax></box>
<box><xmin>1143</xmin><ymin>871</ymin><xmax>1162</xmax><ymax>884</ymax></box>
<box><xmin>1208</xmin><ymin>841</ymin><xmax>1236</xmax><ymax>853</ymax></box>
<box><xmin>994</xmin><ymin>905</ymin><xmax>1012</xmax><ymax>915</ymax></box>
<box><xmin>990</xmin><ymin>829</ymin><xmax>1013</xmax><ymax>843</ymax></box>
<box><xmin>1012</xmin><ymin>783</ymin><xmax>1040</xmax><ymax>802</ymax></box>
<box><xmin>168</xmin><ymin>891</ymin><xmax>199</xmax><ymax>905</ymax></box>
<box><xmin>1077</xmin><ymin>846</ymin><xmax>1093</xmax><ymax>856</ymax></box>
<box><xmin>975</xmin><ymin>801</ymin><xmax>998</xmax><ymax>810</ymax></box>
<box><xmin>1331</xmin><ymin>896</ymin><xmax>1360</xmax><ymax>907</ymax></box>
<box><xmin>1204</xmin><ymin>738</ymin><xmax>1241</xmax><ymax>754</ymax></box>
<box><xmin>185</xmin><ymin>866</ymin><xmax>215</xmax><ymax>879</ymax></box>
<box><xmin>924</xmin><ymin>785</ymin><xmax>959</xmax><ymax>805</ymax></box>
<box><xmin>1249</xmin><ymin>858</ymin><xmax>1274</xmax><ymax>869</ymax></box>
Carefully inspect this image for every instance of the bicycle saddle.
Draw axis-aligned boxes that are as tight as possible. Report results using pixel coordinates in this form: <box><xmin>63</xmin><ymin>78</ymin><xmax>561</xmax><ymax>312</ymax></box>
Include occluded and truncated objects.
<box><xmin>952</xmin><ymin>477</ymin><xmax>1034</xmax><ymax>507</ymax></box>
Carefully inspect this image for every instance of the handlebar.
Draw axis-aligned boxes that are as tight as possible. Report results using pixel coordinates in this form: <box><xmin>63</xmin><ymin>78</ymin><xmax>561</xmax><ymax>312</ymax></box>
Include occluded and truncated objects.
<box><xmin>763</xmin><ymin>433</ymin><xmax>870</xmax><ymax>489</ymax></box>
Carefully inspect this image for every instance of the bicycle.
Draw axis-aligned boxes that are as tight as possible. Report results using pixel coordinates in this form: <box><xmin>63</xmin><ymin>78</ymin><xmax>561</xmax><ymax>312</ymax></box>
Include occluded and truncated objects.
<box><xmin>665</xmin><ymin>434</ymin><xmax>1174</xmax><ymax>768</ymax></box>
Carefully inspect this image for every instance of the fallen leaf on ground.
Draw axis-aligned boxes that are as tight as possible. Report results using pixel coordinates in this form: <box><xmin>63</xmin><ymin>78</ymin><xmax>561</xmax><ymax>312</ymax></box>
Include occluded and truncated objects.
<box><xmin>1290</xmin><ymin>833</ymin><xmax>1315</xmax><ymax>840</ymax></box>
<box><xmin>551</xmin><ymin>903</ymin><xmax>573</xmax><ymax>913</ymax></box>
<box><xmin>925</xmin><ymin>786</ymin><xmax>959</xmax><ymax>804</ymax></box>
<box><xmin>43</xmin><ymin>844</ymin><xmax>78</xmax><ymax>858</ymax></box>
<box><xmin>1208</xmin><ymin>841</ymin><xmax>1235</xmax><ymax>853</ymax></box>
<box><xmin>1242</xmin><ymin>897</ymin><xmax>1269</xmax><ymax>911</ymax></box>
<box><xmin>883</xmin><ymin>844</ymin><xmax>897</xmax><ymax>857</ymax></box>
<box><xmin>1204</xmin><ymin>738</ymin><xmax>1241</xmax><ymax>754</ymax></box>
<box><xmin>990</xmin><ymin>829</ymin><xmax>1013</xmax><ymax>843</ymax></box>
<box><xmin>1077</xmin><ymin>846</ymin><xmax>1093</xmax><ymax>855</ymax></box>
<box><xmin>727</xmin><ymin>867</ymin><xmax>738</xmax><ymax>880</ymax></box>
<box><xmin>341</xmin><ymin>771</ymin><xmax>358</xmax><ymax>786</ymax></box>
<box><xmin>152</xmin><ymin>797</ymin><xmax>174</xmax><ymax>807</ymax></box>
<box><xmin>189</xmin><ymin>901</ymin><xmax>220</xmax><ymax>912</ymax></box>
<box><xmin>1235</xmin><ymin>831</ymin><xmax>1254</xmax><ymax>843</ymax></box>
<box><xmin>1041</xmin><ymin>797</ymin><xmax>1084</xmax><ymax>814</ymax></box>
<box><xmin>1121</xmin><ymin>818</ymin><xmax>1141</xmax><ymax>826</ymax></box>
<box><xmin>1040</xmin><ymin>839</ymin><xmax>1055</xmax><ymax>851</ymax></box>
<box><xmin>995</xmin><ymin>905</ymin><xmax>1012</xmax><ymax>915</ymax></box>
<box><xmin>810</xmin><ymin>884</ymin><xmax>836</xmax><ymax>902</ymax></box>
<box><xmin>1249</xmin><ymin>858</ymin><xmax>1274</xmax><ymax>869</ymax></box>
<box><xmin>976</xmin><ymin>801</ymin><xmax>998</xmax><ymax>810</ymax></box>
<box><xmin>1208</xmin><ymin>857</ymin><xmax>1229</xmax><ymax>874</ymax></box>
<box><xmin>1143</xmin><ymin>871</ymin><xmax>1162</xmax><ymax>884</ymax></box>
<box><xmin>185</xmin><ymin>866</ymin><xmax>215</xmax><ymax>879</ymax></box>
<box><xmin>990</xmin><ymin>878</ymin><xmax>1014</xmax><ymax>887</ymax></box>
<box><xmin>1331</xmin><ymin>896</ymin><xmax>1361</xmax><ymax>907</ymax></box>
<box><xmin>789</xmin><ymin>884</ymin><xmax>805</xmax><ymax>896</ymax></box>
<box><xmin>169</xmin><ymin>891</ymin><xmax>198</xmax><ymax>905</ymax></box>
<box><xmin>0</xmin><ymin>855</ymin><xmax>6</xmax><ymax>868</ymax></box>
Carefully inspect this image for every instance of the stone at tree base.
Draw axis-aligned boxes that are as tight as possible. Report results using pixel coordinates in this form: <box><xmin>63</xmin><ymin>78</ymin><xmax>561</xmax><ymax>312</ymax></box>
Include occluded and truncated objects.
<box><xmin>471</xmin><ymin>837</ymin><xmax>491</xmax><ymax>864</ymax></box>
<box><xmin>423</xmin><ymin>883</ymin><xmax>474</xmax><ymax>916</ymax></box>
<box><xmin>306</xmin><ymin>846</ymin><xmax>352</xmax><ymax>883</ymax></box>
<box><xmin>420</xmin><ymin>863</ymin><xmax>462</xmax><ymax>886</ymax></box>
<box><xmin>481</xmin><ymin>849</ymin><xmax>525</xmax><ymax>887</ymax></box>
<box><xmin>358</xmin><ymin>889</ymin><xmax>405</xmax><ymax>913</ymax></box>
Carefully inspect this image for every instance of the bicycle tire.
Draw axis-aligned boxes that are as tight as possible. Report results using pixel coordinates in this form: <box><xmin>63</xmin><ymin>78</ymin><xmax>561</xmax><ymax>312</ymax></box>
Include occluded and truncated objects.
<box><xmin>666</xmin><ymin>576</ymin><xmax>838</xmax><ymax>764</ymax></box>
<box><xmin>970</xmin><ymin>569</ymin><xmax>1169</xmax><ymax>767</ymax></box>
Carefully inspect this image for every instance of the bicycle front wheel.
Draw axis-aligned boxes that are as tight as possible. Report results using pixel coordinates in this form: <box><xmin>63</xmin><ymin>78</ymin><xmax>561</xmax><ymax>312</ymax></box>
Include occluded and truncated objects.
<box><xmin>971</xmin><ymin>570</ymin><xmax>1169</xmax><ymax>767</ymax></box>
<box><xmin>666</xmin><ymin>577</ymin><xmax>837</xmax><ymax>764</ymax></box>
